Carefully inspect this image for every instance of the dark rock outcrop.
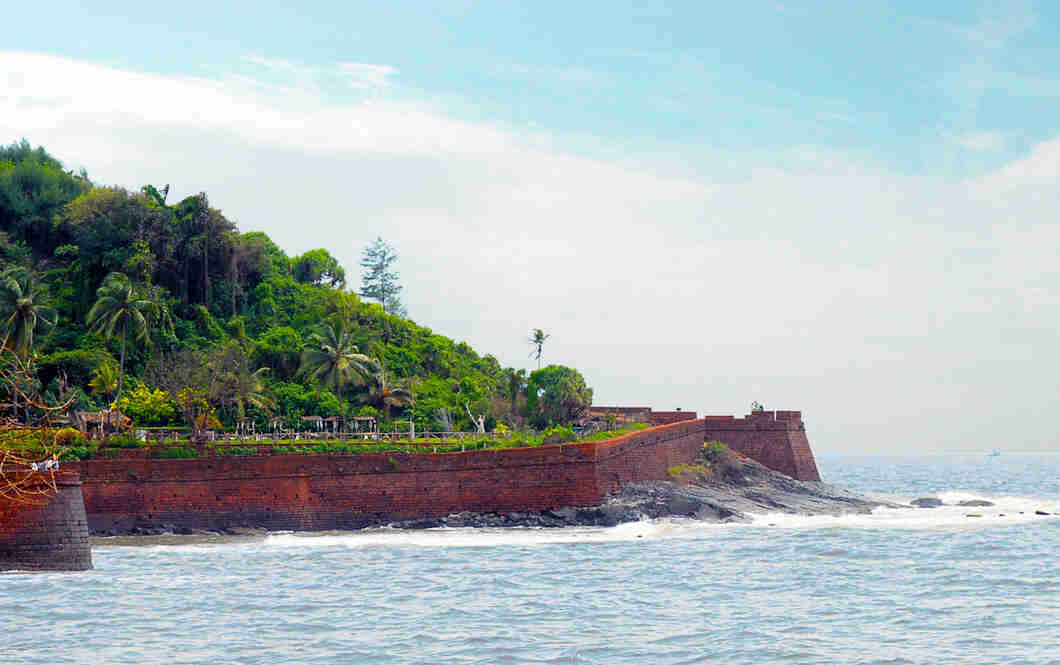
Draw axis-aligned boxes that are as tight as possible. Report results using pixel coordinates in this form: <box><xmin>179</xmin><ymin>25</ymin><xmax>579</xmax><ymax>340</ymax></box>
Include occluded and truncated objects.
<box><xmin>911</xmin><ymin>497</ymin><xmax>944</xmax><ymax>508</ymax></box>
<box><xmin>389</xmin><ymin>455</ymin><xmax>888</xmax><ymax>530</ymax></box>
<box><xmin>958</xmin><ymin>499</ymin><xmax>994</xmax><ymax>507</ymax></box>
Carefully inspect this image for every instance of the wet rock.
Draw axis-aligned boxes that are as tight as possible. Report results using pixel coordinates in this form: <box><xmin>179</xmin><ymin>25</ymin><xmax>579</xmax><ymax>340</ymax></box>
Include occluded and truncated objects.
<box><xmin>958</xmin><ymin>500</ymin><xmax>994</xmax><ymax>507</ymax></box>
<box><xmin>911</xmin><ymin>497</ymin><xmax>944</xmax><ymax>508</ymax></box>
<box><xmin>1035</xmin><ymin>510</ymin><xmax>1051</xmax><ymax>516</ymax></box>
<box><xmin>965</xmin><ymin>514</ymin><xmax>982</xmax><ymax>518</ymax></box>
<box><xmin>226</xmin><ymin>526</ymin><xmax>267</xmax><ymax>536</ymax></box>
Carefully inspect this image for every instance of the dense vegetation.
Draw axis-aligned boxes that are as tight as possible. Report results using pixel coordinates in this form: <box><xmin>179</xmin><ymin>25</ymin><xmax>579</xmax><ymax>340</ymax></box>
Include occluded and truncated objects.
<box><xmin>0</xmin><ymin>140</ymin><xmax>593</xmax><ymax>435</ymax></box>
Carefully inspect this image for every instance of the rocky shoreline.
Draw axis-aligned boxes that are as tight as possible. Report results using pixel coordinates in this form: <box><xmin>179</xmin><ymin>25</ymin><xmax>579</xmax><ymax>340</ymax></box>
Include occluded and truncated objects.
<box><xmin>391</xmin><ymin>453</ymin><xmax>890</xmax><ymax>529</ymax></box>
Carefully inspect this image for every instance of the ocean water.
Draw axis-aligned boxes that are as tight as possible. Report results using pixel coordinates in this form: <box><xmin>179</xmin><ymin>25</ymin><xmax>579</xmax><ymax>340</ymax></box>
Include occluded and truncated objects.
<box><xmin>3</xmin><ymin>453</ymin><xmax>1059</xmax><ymax>665</ymax></box>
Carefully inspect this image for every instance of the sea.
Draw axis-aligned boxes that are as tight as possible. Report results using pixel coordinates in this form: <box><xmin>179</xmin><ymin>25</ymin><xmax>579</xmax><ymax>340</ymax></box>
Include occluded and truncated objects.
<box><xmin>3</xmin><ymin>453</ymin><xmax>1059</xmax><ymax>665</ymax></box>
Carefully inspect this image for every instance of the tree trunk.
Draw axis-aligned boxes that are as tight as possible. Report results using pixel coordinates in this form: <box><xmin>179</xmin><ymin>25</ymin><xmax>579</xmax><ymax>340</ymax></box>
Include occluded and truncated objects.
<box><xmin>339</xmin><ymin>393</ymin><xmax>345</xmax><ymax>434</ymax></box>
<box><xmin>116</xmin><ymin>323</ymin><xmax>127</xmax><ymax>417</ymax></box>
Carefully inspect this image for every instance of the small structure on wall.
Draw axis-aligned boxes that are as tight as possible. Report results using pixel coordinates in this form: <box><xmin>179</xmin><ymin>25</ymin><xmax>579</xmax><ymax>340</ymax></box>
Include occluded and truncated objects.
<box><xmin>72</xmin><ymin>410</ymin><xmax>132</xmax><ymax>437</ymax></box>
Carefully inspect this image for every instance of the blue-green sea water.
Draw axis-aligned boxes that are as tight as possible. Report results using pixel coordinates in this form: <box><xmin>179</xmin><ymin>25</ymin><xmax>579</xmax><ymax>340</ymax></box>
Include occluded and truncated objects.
<box><xmin>3</xmin><ymin>454</ymin><xmax>1059</xmax><ymax>665</ymax></box>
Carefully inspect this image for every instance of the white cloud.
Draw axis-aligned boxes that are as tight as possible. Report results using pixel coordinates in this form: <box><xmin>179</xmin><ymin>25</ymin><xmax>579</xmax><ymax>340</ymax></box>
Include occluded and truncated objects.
<box><xmin>1</xmin><ymin>51</ymin><xmax>1058</xmax><ymax>453</ymax></box>
<box><xmin>954</xmin><ymin>131</ymin><xmax>1005</xmax><ymax>151</ymax></box>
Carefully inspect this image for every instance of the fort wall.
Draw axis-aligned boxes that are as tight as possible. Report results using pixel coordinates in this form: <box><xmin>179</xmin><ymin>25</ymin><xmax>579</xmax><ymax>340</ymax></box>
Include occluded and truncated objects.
<box><xmin>702</xmin><ymin>410</ymin><xmax>821</xmax><ymax>481</ymax></box>
<box><xmin>67</xmin><ymin>419</ymin><xmax>707</xmax><ymax>534</ymax></box>
<box><xmin>0</xmin><ymin>470</ymin><xmax>92</xmax><ymax>571</ymax></box>
<box><xmin>53</xmin><ymin>412</ymin><xmax>818</xmax><ymax>535</ymax></box>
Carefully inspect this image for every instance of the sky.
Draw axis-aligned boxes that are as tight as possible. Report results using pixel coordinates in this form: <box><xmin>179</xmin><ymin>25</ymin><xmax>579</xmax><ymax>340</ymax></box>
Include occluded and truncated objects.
<box><xmin>2</xmin><ymin>1</ymin><xmax>1059</xmax><ymax>453</ymax></box>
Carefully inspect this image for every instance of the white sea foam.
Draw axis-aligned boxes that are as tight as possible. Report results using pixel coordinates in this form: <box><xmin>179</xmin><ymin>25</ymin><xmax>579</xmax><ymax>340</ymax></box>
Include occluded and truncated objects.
<box><xmin>747</xmin><ymin>491</ymin><xmax>1060</xmax><ymax>530</ymax></box>
<box><xmin>261</xmin><ymin>520</ymin><xmax>707</xmax><ymax>549</ymax></box>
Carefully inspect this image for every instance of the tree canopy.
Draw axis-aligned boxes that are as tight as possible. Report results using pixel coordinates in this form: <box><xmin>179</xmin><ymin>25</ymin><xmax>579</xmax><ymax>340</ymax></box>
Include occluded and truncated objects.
<box><xmin>0</xmin><ymin>140</ymin><xmax>593</xmax><ymax>433</ymax></box>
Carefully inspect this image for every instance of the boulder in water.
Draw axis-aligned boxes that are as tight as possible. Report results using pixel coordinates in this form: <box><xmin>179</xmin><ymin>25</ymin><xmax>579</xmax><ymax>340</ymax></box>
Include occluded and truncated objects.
<box><xmin>911</xmin><ymin>497</ymin><xmax>944</xmax><ymax>508</ymax></box>
<box><xmin>958</xmin><ymin>499</ymin><xmax>994</xmax><ymax>507</ymax></box>
<box><xmin>1035</xmin><ymin>510</ymin><xmax>1051</xmax><ymax>516</ymax></box>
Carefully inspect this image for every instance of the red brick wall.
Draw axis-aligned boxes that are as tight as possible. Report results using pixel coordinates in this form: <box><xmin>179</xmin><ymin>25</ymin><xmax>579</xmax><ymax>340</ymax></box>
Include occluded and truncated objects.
<box><xmin>648</xmin><ymin>411</ymin><xmax>698</xmax><ymax>425</ymax></box>
<box><xmin>702</xmin><ymin>411</ymin><xmax>821</xmax><ymax>481</ymax></box>
<box><xmin>0</xmin><ymin>471</ymin><xmax>92</xmax><ymax>571</ymax></box>
<box><xmin>67</xmin><ymin>420</ymin><xmax>708</xmax><ymax>533</ymax></box>
<box><xmin>64</xmin><ymin>413</ymin><xmax>820</xmax><ymax>534</ymax></box>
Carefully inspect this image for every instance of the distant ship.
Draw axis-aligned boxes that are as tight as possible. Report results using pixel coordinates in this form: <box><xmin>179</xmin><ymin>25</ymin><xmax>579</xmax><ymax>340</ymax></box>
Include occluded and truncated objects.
<box><xmin>987</xmin><ymin>450</ymin><xmax>1001</xmax><ymax>457</ymax></box>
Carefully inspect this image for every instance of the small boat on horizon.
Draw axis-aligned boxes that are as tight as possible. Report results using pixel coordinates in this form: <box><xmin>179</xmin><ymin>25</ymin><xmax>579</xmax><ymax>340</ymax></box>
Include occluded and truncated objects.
<box><xmin>987</xmin><ymin>450</ymin><xmax>1001</xmax><ymax>457</ymax></box>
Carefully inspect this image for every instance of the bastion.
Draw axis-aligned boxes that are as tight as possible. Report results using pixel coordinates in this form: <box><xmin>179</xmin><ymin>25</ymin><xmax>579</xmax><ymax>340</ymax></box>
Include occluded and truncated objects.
<box><xmin>0</xmin><ymin>470</ymin><xmax>93</xmax><ymax>571</ymax></box>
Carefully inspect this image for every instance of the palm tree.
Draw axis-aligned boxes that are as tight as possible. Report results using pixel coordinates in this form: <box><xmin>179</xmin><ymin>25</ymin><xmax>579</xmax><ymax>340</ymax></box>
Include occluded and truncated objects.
<box><xmin>299</xmin><ymin>320</ymin><xmax>373</xmax><ymax>426</ymax></box>
<box><xmin>86</xmin><ymin>272</ymin><xmax>154</xmax><ymax>413</ymax></box>
<box><xmin>361</xmin><ymin>360</ymin><xmax>414</xmax><ymax>421</ymax></box>
<box><xmin>528</xmin><ymin>328</ymin><xmax>550</xmax><ymax>369</ymax></box>
<box><xmin>0</xmin><ymin>267</ymin><xmax>57</xmax><ymax>358</ymax></box>
<box><xmin>88</xmin><ymin>361</ymin><xmax>119</xmax><ymax>399</ymax></box>
<box><xmin>213</xmin><ymin>342</ymin><xmax>274</xmax><ymax>426</ymax></box>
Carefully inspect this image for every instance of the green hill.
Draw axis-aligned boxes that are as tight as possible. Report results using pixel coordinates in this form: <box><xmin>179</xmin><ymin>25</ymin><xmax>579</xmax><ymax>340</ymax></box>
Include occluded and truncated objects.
<box><xmin>0</xmin><ymin>140</ymin><xmax>592</xmax><ymax>434</ymax></box>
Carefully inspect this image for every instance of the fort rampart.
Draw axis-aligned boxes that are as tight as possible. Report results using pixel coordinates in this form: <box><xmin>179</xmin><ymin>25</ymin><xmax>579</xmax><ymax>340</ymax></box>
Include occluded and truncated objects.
<box><xmin>0</xmin><ymin>470</ymin><xmax>92</xmax><ymax>571</ymax></box>
<box><xmin>67</xmin><ymin>419</ymin><xmax>707</xmax><ymax>534</ymax></box>
<box><xmin>5</xmin><ymin>410</ymin><xmax>820</xmax><ymax>548</ymax></box>
<box><xmin>701</xmin><ymin>410</ymin><xmax>821</xmax><ymax>482</ymax></box>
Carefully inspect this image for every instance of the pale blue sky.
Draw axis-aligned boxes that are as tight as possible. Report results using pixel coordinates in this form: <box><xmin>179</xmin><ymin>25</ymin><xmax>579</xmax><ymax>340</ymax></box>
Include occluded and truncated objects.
<box><xmin>8</xmin><ymin>1</ymin><xmax>1058</xmax><ymax>175</ymax></box>
<box><xmin>2</xmin><ymin>1</ymin><xmax>1059</xmax><ymax>453</ymax></box>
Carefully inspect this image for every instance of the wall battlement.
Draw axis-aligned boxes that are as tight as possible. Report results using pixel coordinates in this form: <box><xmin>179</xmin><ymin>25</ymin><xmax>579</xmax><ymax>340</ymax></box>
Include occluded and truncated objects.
<box><xmin>588</xmin><ymin>406</ymin><xmax>698</xmax><ymax>425</ymax></box>
<box><xmin>701</xmin><ymin>410</ymin><xmax>821</xmax><ymax>482</ymax></box>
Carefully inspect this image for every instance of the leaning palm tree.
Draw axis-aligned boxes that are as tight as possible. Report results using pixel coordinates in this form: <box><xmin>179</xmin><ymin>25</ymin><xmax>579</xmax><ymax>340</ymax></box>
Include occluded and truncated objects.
<box><xmin>86</xmin><ymin>273</ymin><xmax>154</xmax><ymax>413</ymax></box>
<box><xmin>299</xmin><ymin>320</ymin><xmax>373</xmax><ymax>426</ymax></box>
<box><xmin>361</xmin><ymin>359</ymin><xmax>414</xmax><ymax>421</ymax></box>
<box><xmin>528</xmin><ymin>328</ymin><xmax>550</xmax><ymax>369</ymax></box>
<box><xmin>0</xmin><ymin>267</ymin><xmax>57</xmax><ymax>359</ymax></box>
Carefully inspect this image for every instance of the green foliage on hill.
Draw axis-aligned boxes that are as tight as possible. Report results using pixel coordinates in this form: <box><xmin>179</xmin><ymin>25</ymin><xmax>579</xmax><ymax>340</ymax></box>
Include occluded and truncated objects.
<box><xmin>0</xmin><ymin>140</ymin><xmax>593</xmax><ymax>432</ymax></box>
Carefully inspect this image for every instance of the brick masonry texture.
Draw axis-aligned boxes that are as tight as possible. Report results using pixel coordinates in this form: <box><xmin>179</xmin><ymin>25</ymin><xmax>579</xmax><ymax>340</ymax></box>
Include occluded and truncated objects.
<box><xmin>701</xmin><ymin>410</ymin><xmax>822</xmax><ymax>482</ymax></box>
<box><xmin>62</xmin><ymin>413</ymin><xmax>819</xmax><ymax>534</ymax></box>
<box><xmin>0</xmin><ymin>471</ymin><xmax>93</xmax><ymax>571</ymax></box>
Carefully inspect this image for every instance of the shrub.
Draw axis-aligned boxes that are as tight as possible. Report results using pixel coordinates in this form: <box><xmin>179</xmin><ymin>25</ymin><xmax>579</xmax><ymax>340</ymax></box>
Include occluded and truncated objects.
<box><xmin>702</xmin><ymin>441</ymin><xmax>728</xmax><ymax>463</ymax></box>
<box><xmin>55</xmin><ymin>427</ymin><xmax>87</xmax><ymax>446</ymax></box>
<box><xmin>107</xmin><ymin>433</ymin><xmax>145</xmax><ymax>449</ymax></box>
<box><xmin>154</xmin><ymin>446</ymin><xmax>199</xmax><ymax>459</ymax></box>
<box><xmin>667</xmin><ymin>463</ymin><xmax>710</xmax><ymax>478</ymax></box>
<box><xmin>61</xmin><ymin>443</ymin><xmax>98</xmax><ymax>461</ymax></box>
<box><xmin>541</xmin><ymin>424</ymin><xmax>576</xmax><ymax>445</ymax></box>
<box><xmin>214</xmin><ymin>446</ymin><xmax>256</xmax><ymax>456</ymax></box>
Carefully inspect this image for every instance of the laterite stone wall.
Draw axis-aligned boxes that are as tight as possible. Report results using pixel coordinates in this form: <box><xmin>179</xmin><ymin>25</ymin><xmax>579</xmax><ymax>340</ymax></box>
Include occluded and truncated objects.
<box><xmin>0</xmin><ymin>471</ymin><xmax>92</xmax><ymax>571</ymax></box>
<box><xmin>68</xmin><ymin>420</ymin><xmax>708</xmax><ymax>534</ymax></box>
<box><xmin>64</xmin><ymin>413</ymin><xmax>820</xmax><ymax>534</ymax></box>
<box><xmin>701</xmin><ymin>410</ymin><xmax>821</xmax><ymax>482</ymax></box>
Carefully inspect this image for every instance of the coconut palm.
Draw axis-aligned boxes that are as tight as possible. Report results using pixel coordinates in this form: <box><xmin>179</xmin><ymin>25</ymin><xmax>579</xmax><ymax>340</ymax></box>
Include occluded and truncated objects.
<box><xmin>528</xmin><ymin>328</ymin><xmax>550</xmax><ymax>369</ymax></box>
<box><xmin>86</xmin><ymin>272</ymin><xmax>154</xmax><ymax>412</ymax></box>
<box><xmin>299</xmin><ymin>320</ymin><xmax>373</xmax><ymax>426</ymax></box>
<box><xmin>213</xmin><ymin>342</ymin><xmax>274</xmax><ymax>425</ymax></box>
<box><xmin>0</xmin><ymin>266</ymin><xmax>57</xmax><ymax>358</ymax></box>
<box><xmin>88</xmin><ymin>361</ymin><xmax>119</xmax><ymax>398</ymax></box>
<box><xmin>361</xmin><ymin>360</ymin><xmax>414</xmax><ymax>421</ymax></box>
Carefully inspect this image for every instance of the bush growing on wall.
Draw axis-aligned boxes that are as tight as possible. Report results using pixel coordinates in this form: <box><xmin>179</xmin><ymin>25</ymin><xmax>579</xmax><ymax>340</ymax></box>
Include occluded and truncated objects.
<box><xmin>541</xmin><ymin>424</ymin><xmax>576</xmax><ymax>445</ymax></box>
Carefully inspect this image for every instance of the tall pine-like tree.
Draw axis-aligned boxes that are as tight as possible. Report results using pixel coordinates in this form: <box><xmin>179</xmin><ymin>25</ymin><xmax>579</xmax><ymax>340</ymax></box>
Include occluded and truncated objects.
<box><xmin>359</xmin><ymin>237</ymin><xmax>405</xmax><ymax>316</ymax></box>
